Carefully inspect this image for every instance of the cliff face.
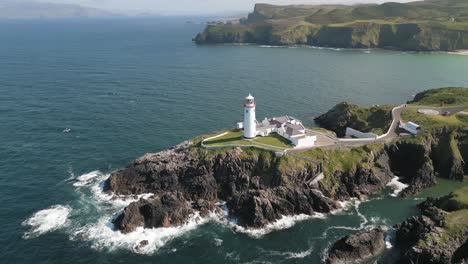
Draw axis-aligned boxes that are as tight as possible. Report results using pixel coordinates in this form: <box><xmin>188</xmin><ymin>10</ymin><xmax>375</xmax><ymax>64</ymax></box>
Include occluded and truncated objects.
<box><xmin>194</xmin><ymin>22</ymin><xmax>468</xmax><ymax>51</ymax></box>
<box><xmin>106</xmin><ymin>141</ymin><xmax>394</xmax><ymax>232</ymax></box>
<box><xmin>393</xmin><ymin>187</ymin><xmax>468</xmax><ymax>263</ymax></box>
<box><xmin>326</xmin><ymin>186</ymin><xmax>468</xmax><ymax>264</ymax></box>
<box><xmin>194</xmin><ymin>1</ymin><xmax>468</xmax><ymax>51</ymax></box>
<box><xmin>314</xmin><ymin>95</ymin><xmax>467</xmax><ymax>196</ymax></box>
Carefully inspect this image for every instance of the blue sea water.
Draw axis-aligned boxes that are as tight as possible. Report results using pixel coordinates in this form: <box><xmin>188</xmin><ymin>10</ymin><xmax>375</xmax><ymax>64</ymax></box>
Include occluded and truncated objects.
<box><xmin>1</xmin><ymin>17</ymin><xmax>468</xmax><ymax>263</ymax></box>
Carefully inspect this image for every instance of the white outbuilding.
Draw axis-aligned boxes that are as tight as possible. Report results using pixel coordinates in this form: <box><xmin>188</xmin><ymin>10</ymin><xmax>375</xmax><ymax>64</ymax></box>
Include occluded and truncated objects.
<box><xmin>399</xmin><ymin>121</ymin><xmax>421</xmax><ymax>135</ymax></box>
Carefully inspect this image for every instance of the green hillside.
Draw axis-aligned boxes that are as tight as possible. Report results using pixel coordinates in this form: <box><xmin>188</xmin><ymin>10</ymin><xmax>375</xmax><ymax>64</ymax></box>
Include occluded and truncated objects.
<box><xmin>194</xmin><ymin>0</ymin><xmax>468</xmax><ymax>51</ymax></box>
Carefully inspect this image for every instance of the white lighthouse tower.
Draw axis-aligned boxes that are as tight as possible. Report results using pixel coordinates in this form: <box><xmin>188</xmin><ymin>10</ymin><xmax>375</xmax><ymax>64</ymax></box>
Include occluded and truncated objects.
<box><xmin>243</xmin><ymin>94</ymin><xmax>256</xmax><ymax>138</ymax></box>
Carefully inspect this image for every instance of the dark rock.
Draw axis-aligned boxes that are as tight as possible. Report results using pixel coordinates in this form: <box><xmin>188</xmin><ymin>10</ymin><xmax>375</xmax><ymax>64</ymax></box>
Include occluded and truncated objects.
<box><xmin>326</xmin><ymin>227</ymin><xmax>386</xmax><ymax>264</ymax></box>
<box><xmin>395</xmin><ymin>215</ymin><xmax>436</xmax><ymax>248</ymax></box>
<box><xmin>393</xmin><ymin>194</ymin><xmax>468</xmax><ymax>264</ymax></box>
<box><xmin>314</xmin><ymin>102</ymin><xmax>357</xmax><ymax>137</ymax></box>
<box><xmin>113</xmin><ymin>192</ymin><xmax>194</xmax><ymax>233</ymax></box>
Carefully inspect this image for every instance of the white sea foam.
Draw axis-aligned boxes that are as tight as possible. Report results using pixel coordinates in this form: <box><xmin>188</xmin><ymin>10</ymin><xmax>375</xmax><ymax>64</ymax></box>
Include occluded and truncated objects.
<box><xmin>331</xmin><ymin>199</ymin><xmax>356</xmax><ymax>215</ymax></box>
<box><xmin>73</xmin><ymin>170</ymin><xmax>102</xmax><ymax>187</ymax></box>
<box><xmin>228</xmin><ymin>213</ymin><xmax>326</xmax><ymax>238</ymax></box>
<box><xmin>73</xmin><ymin>211</ymin><xmax>216</xmax><ymax>254</ymax></box>
<box><xmin>22</xmin><ymin>205</ymin><xmax>71</xmax><ymax>239</ymax></box>
<box><xmin>385</xmin><ymin>235</ymin><xmax>393</xmax><ymax>249</ymax></box>
<box><xmin>284</xmin><ymin>248</ymin><xmax>313</xmax><ymax>259</ymax></box>
<box><xmin>386</xmin><ymin>176</ymin><xmax>408</xmax><ymax>197</ymax></box>
<box><xmin>85</xmin><ymin>171</ymin><xmax>154</xmax><ymax>208</ymax></box>
<box><xmin>214</xmin><ymin>238</ymin><xmax>223</xmax><ymax>246</ymax></box>
<box><xmin>259</xmin><ymin>45</ymin><xmax>283</xmax><ymax>48</ymax></box>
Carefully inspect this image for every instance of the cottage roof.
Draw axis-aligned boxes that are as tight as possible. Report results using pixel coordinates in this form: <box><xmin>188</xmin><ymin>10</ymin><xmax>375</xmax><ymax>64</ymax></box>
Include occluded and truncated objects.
<box><xmin>285</xmin><ymin>124</ymin><xmax>305</xmax><ymax>136</ymax></box>
<box><xmin>405</xmin><ymin>122</ymin><xmax>421</xmax><ymax>130</ymax></box>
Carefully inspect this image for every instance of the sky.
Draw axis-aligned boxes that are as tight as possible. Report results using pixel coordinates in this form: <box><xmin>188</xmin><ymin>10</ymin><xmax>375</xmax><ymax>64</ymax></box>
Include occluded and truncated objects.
<box><xmin>28</xmin><ymin>0</ymin><xmax>418</xmax><ymax>15</ymax></box>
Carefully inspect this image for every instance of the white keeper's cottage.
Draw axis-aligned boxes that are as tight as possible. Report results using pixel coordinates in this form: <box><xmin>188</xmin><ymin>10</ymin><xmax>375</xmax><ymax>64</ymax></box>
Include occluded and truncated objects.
<box><xmin>237</xmin><ymin>94</ymin><xmax>317</xmax><ymax>148</ymax></box>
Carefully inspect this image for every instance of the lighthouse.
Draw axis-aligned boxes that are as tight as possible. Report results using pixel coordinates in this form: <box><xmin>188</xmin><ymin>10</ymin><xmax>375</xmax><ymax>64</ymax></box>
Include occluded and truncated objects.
<box><xmin>243</xmin><ymin>94</ymin><xmax>256</xmax><ymax>138</ymax></box>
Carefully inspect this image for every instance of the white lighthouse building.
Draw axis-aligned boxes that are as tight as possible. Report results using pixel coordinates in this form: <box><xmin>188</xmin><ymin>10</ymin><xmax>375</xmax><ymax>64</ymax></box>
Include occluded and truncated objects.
<box><xmin>243</xmin><ymin>94</ymin><xmax>256</xmax><ymax>138</ymax></box>
<box><xmin>236</xmin><ymin>94</ymin><xmax>317</xmax><ymax>148</ymax></box>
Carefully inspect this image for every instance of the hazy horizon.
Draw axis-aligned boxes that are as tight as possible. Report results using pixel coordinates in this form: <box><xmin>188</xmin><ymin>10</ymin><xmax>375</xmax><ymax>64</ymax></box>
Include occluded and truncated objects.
<box><xmin>5</xmin><ymin>0</ymin><xmax>420</xmax><ymax>16</ymax></box>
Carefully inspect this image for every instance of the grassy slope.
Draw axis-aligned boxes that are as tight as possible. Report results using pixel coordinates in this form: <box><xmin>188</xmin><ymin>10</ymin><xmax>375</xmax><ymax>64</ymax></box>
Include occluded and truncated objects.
<box><xmin>346</xmin><ymin>104</ymin><xmax>394</xmax><ymax>135</ymax></box>
<box><xmin>401</xmin><ymin>110</ymin><xmax>468</xmax><ymax>131</ymax></box>
<box><xmin>410</xmin><ymin>87</ymin><xmax>468</xmax><ymax>106</ymax></box>
<box><xmin>203</xmin><ymin>129</ymin><xmax>293</xmax><ymax>149</ymax></box>
<box><xmin>422</xmin><ymin>186</ymin><xmax>468</xmax><ymax>249</ymax></box>
<box><xmin>196</xmin><ymin>0</ymin><xmax>468</xmax><ymax>50</ymax></box>
<box><xmin>299</xmin><ymin>144</ymin><xmax>385</xmax><ymax>197</ymax></box>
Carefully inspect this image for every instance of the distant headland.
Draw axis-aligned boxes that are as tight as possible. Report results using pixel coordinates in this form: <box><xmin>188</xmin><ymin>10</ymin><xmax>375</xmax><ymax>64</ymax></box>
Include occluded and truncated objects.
<box><xmin>194</xmin><ymin>0</ymin><xmax>468</xmax><ymax>52</ymax></box>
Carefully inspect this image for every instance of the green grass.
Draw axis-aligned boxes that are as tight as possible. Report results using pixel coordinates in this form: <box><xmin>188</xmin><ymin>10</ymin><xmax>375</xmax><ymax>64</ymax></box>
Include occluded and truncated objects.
<box><xmin>203</xmin><ymin>130</ymin><xmax>293</xmax><ymax>150</ymax></box>
<box><xmin>438</xmin><ymin>186</ymin><xmax>468</xmax><ymax>211</ymax></box>
<box><xmin>339</xmin><ymin>103</ymin><xmax>394</xmax><ymax>134</ymax></box>
<box><xmin>253</xmin><ymin>134</ymin><xmax>293</xmax><ymax>148</ymax></box>
<box><xmin>410</xmin><ymin>87</ymin><xmax>468</xmax><ymax>107</ymax></box>
<box><xmin>297</xmin><ymin>144</ymin><xmax>384</xmax><ymax>197</ymax></box>
<box><xmin>401</xmin><ymin>110</ymin><xmax>468</xmax><ymax>132</ymax></box>
<box><xmin>440</xmin><ymin>208</ymin><xmax>468</xmax><ymax>245</ymax></box>
<box><xmin>434</xmin><ymin>186</ymin><xmax>468</xmax><ymax>246</ymax></box>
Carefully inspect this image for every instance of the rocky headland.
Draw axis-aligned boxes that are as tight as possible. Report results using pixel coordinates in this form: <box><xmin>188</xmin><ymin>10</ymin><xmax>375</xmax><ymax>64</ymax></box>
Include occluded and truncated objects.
<box><xmin>105</xmin><ymin>142</ymin><xmax>392</xmax><ymax>232</ymax></box>
<box><xmin>103</xmin><ymin>87</ymin><xmax>467</xmax><ymax>262</ymax></box>
<box><xmin>194</xmin><ymin>0</ymin><xmax>468</xmax><ymax>51</ymax></box>
<box><xmin>315</xmin><ymin>87</ymin><xmax>468</xmax><ymax>196</ymax></box>
<box><xmin>325</xmin><ymin>186</ymin><xmax>468</xmax><ymax>264</ymax></box>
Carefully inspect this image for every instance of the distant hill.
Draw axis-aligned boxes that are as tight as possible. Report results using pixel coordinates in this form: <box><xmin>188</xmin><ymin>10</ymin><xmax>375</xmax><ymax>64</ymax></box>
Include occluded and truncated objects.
<box><xmin>194</xmin><ymin>0</ymin><xmax>468</xmax><ymax>51</ymax></box>
<box><xmin>0</xmin><ymin>1</ymin><xmax>116</xmax><ymax>19</ymax></box>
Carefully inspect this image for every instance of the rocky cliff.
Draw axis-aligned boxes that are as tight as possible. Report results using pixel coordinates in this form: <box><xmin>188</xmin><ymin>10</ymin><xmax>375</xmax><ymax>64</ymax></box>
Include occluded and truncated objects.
<box><xmin>325</xmin><ymin>227</ymin><xmax>386</xmax><ymax>264</ymax></box>
<box><xmin>106</xmin><ymin>87</ymin><xmax>467</xmax><ymax>234</ymax></box>
<box><xmin>393</xmin><ymin>186</ymin><xmax>468</xmax><ymax>263</ymax></box>
<box><xmin>194</xmin><ymin>1</ymin><xmax>468</xmax><ymax>51</ymax></box>
<box><xmin>325</xmin><ymin>186</ymin><xmax>468</xmax><ymax>264</ymax></box>
<box><xmin>105</xmin><ymin>141</ymin><xmax>393</xmax><ymax>232</ymax></box>
<box><xmin>314</xmin><ymin>89</ymin><xmax>467</xmax><ymax>196</ymax></box>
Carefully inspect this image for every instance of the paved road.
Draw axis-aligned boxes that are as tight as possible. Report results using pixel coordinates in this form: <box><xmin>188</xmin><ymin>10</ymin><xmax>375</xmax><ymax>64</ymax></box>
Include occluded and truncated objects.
<box><xmin>301</xmin><ymin>104</ymin><xmax>468</xmax><ymax>150</ymax></box>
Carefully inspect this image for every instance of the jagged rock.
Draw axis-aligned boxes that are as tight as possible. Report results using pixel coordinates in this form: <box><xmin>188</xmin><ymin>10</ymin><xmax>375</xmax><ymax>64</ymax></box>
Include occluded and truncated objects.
<box><xmin>113</xmin><ymin>192</ymin><xmax>194</xmax><ymax>233</ymax></box>
<box><xmin>395</xmin><ymin>215</ymin><xmax>436</xmax><ymax>247</ymax></box>
<box><xmin>393</xmin><ymin>191</ymin><xmax>468</xmax><ymax>264</ymax></box>
<box><xmin>325</xmin><ymin>227</ymin><xmax>386</xmax><ymax>264</ymax></box>
<box><xmin>314</xmin><ymin>102</ymin><xmax>357</xmax><ymax>137</ymax></box>
<box><xmin>227</xmin><ymin>187</ymin><xmax>338</xmax><ymax>227</ymax></box>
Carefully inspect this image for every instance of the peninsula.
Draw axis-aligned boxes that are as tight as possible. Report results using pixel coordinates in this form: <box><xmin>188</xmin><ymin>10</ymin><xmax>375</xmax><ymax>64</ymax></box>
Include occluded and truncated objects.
<box><xmin>104</xmin><ymin>87</ymin><xmax>467</xmax><ymax>261</ymax></box>
<box><xmin>194</xmin><ymin>0</ymin><xmax>468</xmax><ymax>51</ymax></box>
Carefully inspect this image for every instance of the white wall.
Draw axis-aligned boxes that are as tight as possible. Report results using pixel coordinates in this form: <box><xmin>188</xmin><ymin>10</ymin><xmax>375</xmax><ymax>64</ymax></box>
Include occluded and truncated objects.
<box><xmin>345</xmin><ymin>127</ymin><xmax>378</xmax><ymax>139</ymax></box>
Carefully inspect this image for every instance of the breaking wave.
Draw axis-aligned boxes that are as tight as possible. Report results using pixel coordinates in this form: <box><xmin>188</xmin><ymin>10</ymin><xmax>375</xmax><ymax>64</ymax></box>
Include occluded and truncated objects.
<box><xmin>22</xmin><ymin>205</ymin><xmax>71</xmax><ymax>239</ymax></box>
<box><xmin>72</xmin><ymin>211</ymin><xmax>216</xmax><ymax>254</ymax></box>
<box><xmin>227</xmin><ymin>213</ymin><xmax>326</xmax><ymax>238</ymax></box>
<box><xmin>386</xmin><ymin>176</ymin><xmax>408</xmax><ymax>197</ymax></box>
<box><xmin>73</xmin><ymin>170</ymin><xmax>101</xmax><ymax>187</ymax></box>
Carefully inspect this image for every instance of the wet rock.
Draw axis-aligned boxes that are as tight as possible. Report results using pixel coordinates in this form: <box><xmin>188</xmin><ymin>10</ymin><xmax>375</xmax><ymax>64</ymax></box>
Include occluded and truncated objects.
<box><xmin>113</xmin><ymin>192</ymin><xmax>194</xmax><ymax>233</ymax></box>
<box><xmin>326</xmin><ymin>227</ymin><xmax>386</xmax><ymax>264</ymax></box>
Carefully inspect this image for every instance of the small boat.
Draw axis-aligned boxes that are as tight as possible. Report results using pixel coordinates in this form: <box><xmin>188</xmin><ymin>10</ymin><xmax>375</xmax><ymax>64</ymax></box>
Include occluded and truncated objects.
<box><xmin>62</xmin><ymin>128</ymin><xmax>71</xmax><ymax>133</ymax></box>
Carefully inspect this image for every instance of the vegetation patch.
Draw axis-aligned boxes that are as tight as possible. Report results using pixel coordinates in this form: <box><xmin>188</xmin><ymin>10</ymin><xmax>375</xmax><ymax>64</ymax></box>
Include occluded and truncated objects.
<box><xmin>409</xmin><ymin>87</ymin><xmax>468</xmax><ymax>107</ymax></box>
<box><xmin>401</xmin><ymin>110</ymin><xmax>468</xmax><ymax>132</ymax></box>
<box><xmin>203</xmin><ymin>129</ymin><xmax>293</xmax><ymax>150</ymax></box>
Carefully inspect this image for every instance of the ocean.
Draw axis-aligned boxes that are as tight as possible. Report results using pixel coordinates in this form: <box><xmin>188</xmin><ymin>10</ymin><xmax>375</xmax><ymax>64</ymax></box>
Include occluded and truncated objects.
<box><xmin>1</xmin><ymin>17</ymin><xmax>467</xmax><ymax>263</ymax></box>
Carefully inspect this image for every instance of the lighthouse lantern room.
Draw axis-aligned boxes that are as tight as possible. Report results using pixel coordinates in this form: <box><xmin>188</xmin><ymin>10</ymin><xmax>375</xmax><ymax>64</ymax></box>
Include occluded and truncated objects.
<box><xmin>243</xmin><ymin>94</ymin><xmax>256</xmax><ymax>138</ymax></box>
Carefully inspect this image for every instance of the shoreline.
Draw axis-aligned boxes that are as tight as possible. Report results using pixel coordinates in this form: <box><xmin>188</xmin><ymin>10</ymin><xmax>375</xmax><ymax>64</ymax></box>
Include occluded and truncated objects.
<box><xmin>200</xmin><ymin>43</ymin><xmax>468</xmax><ymax>56</ymax></box>
<box><xmin>447</xmin><ymin>50</ymin><xmax>468</xmax><ymax>56</ymax></box>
